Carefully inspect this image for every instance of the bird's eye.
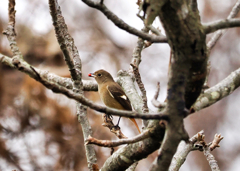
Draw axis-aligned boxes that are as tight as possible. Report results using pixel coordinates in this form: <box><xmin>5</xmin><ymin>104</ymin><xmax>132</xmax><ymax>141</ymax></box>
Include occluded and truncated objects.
<box><xmin>97</xmin><ymin>73</ymin><xmax>102</xmax><ymax>77</ymax></box>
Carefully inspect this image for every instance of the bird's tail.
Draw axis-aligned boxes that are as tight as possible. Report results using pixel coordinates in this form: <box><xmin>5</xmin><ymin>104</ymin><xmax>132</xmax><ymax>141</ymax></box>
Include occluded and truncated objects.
<box><xmin>129</xmin><ymin>118</ymin><xmax>141</xmax><ymax>133</ymax></box>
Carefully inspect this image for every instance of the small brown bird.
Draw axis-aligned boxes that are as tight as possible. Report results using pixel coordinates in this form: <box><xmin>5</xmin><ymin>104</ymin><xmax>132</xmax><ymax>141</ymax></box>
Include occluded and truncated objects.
<box><xmin>88</xmin><ymin>69</ymin><xmax>141</xmax><ymax>133</ymax></box>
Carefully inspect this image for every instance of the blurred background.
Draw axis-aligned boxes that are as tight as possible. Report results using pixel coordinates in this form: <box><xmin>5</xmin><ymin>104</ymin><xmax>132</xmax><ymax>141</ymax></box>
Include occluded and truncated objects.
<box><xmin>0</xmin><ymin>0</ymin><xmax>240</xmax><ymax>170</ymax></box>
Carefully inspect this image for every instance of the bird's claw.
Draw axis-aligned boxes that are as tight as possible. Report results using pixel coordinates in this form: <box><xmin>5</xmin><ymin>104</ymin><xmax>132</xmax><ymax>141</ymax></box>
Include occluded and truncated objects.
<box><xmin>103</xmin><ymin>114</ymin><xmax>113</xmax><ymax>120</ymax></box>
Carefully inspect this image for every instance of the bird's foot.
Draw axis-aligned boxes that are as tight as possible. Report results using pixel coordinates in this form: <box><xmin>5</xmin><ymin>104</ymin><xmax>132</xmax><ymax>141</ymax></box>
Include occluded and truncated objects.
<box><xmin>104</xmin><ymin>114</ymin><xmax>113</xmax><ymax>121</ymax></box>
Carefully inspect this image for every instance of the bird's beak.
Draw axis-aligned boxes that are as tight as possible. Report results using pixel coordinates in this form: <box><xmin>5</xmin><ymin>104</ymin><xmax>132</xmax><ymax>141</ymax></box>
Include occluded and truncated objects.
<box><xmin>88</xmin><ymin>73</ymin><xmax>95</xmax><ymax>77</ymax></box>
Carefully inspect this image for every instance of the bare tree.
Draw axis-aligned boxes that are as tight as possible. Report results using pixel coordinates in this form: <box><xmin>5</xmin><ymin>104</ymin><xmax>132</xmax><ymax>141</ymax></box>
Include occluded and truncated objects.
<box><xmin>1</xmin><ymin>0</ymin><xmax>240</xmax><ymax>170</ymax></box>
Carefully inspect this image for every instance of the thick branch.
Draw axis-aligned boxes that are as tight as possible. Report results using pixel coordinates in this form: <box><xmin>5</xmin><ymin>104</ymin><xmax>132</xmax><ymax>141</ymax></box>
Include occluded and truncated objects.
<box><xmin>81</xmin><ymin>0</ymin><xmax>167</xmax><ymax>43</ymax></box>
<box><xmin>149</xmin><ymin>0</ymin><xmax>207</xmax><ymax>170</ymax></box>
<box><xmin>101</xmin><ymin>121</ymin><xmax>165</xmax><ymax>171</ymax></box>
<box><xmin>192</xmin><ymin>67</ymin><xmax>240</xmax><ymax>112</ymax></box>
<box><xmin>150</xmin><ymin>54</ymin><xmax>190</xmax><ymax>171</ymax></box>
<box><xmin>117</xmin><ymin>71</ymin><xmax>144</xmax><ymax>114</ymax></box>
<box><xmin>190</xmin><ymin>0</ymin><xmax>198</xmax><ymax>12</ymax></box>
<box><xmin>156</xmin><ymin>0</ymin><xmax>207</xmax><ymax>110</ymax></box>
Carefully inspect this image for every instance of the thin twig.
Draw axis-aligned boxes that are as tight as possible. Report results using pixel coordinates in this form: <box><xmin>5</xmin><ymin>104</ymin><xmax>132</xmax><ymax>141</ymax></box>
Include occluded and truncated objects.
<box><xmin>207</xmin><ymin>0</ymin><xmax>240</xmax><ymax>50</ymax></box>
<box><xmin>204</xmin><ymin>18</ymin><xmax>240</xmax><ymax>34</ymax></box>
<box><xmin>81</xmin><ymin>0</ymin><xmax>167</xmax><ymax>43</ymax></box>
<box><xmin>130</xmin><ymin>63</ymin><xmax>149</xmax><ymax>114</ymax></box>
<box><xmin>197</xmin><ymin>133</ymin><xmax>223</xmax><ymax>171</ymax></box>
<box><xmin>204</xmin><ymin>1</ymin><xmax>240</xmax><ymax>88</ymax></box>
<box><xmin>129</xmin><ymin>27</ymin><xmax>149</xmax><ymax>68</ymax></box>
<box><xmin>128</xmin><ymin>27</ymin><xmax>149</xmax><ymax>128</ymax></box>
<box><xmin>2</xmin><ymin>1</ymin><xmax>28</xmax><ymax>170</ymax></box>
<box><xmin>153</xmin><ymin>82</ymin><xmax>160</xmax><ymax>100</ymax></box>
<box><xmin>202</xmin><ymin>61</ymin><xmax>211</xmax><ymax>90</ymax></box>
<box><xmin>86</xmin><ymin>129</ymin><xmax>150</xmax><ymax>147</ymax></box>
<box><xmin>143</xmin><ymin>25</ymin><xmax>163</xmax><ymax>48</ymax></box>
<box><xmin>170</xmin><ymin>131</ymin><xmax>223</xmax><ymax>171</ymax></box>
<box><xmin>2</xmin><ymin>0</ymin><xmax>22</xmax><ymax>58</ymax></box>
<box><xmin>146</xmin><ymin>25</ymin><xmax>162</xmax><ymax>36</ymax></box>
<box><xmin>151</xmin><ymin>82</ymin><xmax>166</xmax><ymax>108</ymax></box>
<box><xmin>203</xmin><ymin>149</ymin><xmax>220</xmax><ymax>171</ymax></box>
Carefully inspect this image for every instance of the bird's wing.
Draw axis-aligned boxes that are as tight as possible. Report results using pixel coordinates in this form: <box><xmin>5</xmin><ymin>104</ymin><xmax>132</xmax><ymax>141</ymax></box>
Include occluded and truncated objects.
<box><xmin>107</xmin><ymin>84</ymin><xmax>132</xmax><ymax>111</ymax></box>
<box><xmin>107</xmin><ymin>84</ymin><xmax>141</xmax><ymax>133</ymax></box>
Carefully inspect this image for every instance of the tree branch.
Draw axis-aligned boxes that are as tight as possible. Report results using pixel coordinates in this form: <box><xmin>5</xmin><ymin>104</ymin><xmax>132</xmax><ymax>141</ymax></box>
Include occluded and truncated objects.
<box><xmin>149</xmin><ymin>54</ymin><xmax>190</xmax><ymax>171</ymax></box>
<box><xmin>48</xmin><ymin>0</ymin><xmax>98</xmax><ymax>167</ymax></box>
<box><xmin>1</xmin><ymin>54</ymin><xmax>170</xmax><ymax>120</ymax></box>
<box><xmin>191</xmin><ymin>67</ymin><xmax>240</xmax><ymax>113</ymax></box>
<box><xmin>190</xmin><ymin>0</ymin><xmax>198</xmax><ymax>12</ymax></box>
<box><xmin>117</xmin><ymin>71</ymin><xmax>144</xmax><ymax>114</ymax></box>
<box><xmin>49</xmin><ymin>0</ymin><xmax>80</xmax><ymax>81</ymax></box>
<box><xmin>81</xmin><ymin>0</ymin><xmax>167</xmax><ymax>43</ymax></box>
<box><xmin>100</xmin><ymin>121</ymin><xmax>165</xmax><ymax>171</ymax></box>
<box><xmin>207</xmin><ymin>0</ymin><xmax>240</xmax><ymax>50</ymax></box>
<box><xmin>169</xmin><ymin>130</ymin><xmax>204</xmax><ymax>171</ymax></box>
<box><xmin>2</xmin><ymin>0</ymin><xmax>233</xmax><ymax>170</ymax></box>
<box><xmin>2</xmin><ymin>0</ymin><xmax>22</xmax><ymax>58</ymax></box>
<box><xmin>0</xmin><ymin>53</ymin><xmax>98</xmax><ymax>91</ymax></box>
<box><xmin>151</xmin><ymin>82</ymin><xmax>166</xmax><ymax>108</ymax></box>
<box><xmin>128</xmin><ymin>27</ymin><xmax>149</xmax><ymax>128</ymax></box>
<box><xmin>129</xmin><ymin>27</ymin><xmax>148</xmax><ymax>69</ymax></box>
<box><xmin>130</xmin><ymin>63</ymin><xmax>149</xmax><ymax>114</ymax></box>
<box><xmin>85</xmin><ymin>129</ymin><xmax>151</xmax><ymax>147</ymax></box>
<box><xmin>197</xmin><ymin>133</ymin><xmax>223</xmax><ymax>171</ymax></box>
<box><xmin>149</xmin><ymin>0</ymin><xmax>207</xmax><ymax>169</ymax></box>
<box><xmin>204</xmin><ymin>18</ymin><xmax>240</xmax><ymax>34</ymax></box>
<box><xmin>126</xmin><ymin>163</ymin><xmax>138</xmax><ymax>171</ymax></box>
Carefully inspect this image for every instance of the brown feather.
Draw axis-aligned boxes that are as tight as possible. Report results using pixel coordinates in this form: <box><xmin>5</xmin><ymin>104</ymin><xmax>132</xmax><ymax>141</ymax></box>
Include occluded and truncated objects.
<box><xmin>107</xmin><ymin>84</ymin><xmax>132</xmax><ymax>111</ymax></box>
<box><xmin>107</xmin><ymin>84</ymin><xmax>141</xmax><ymax>133</ymax></box>
<box><xmin>92</xmin><ymin>69</ymin><xmax>141</xmax><ymax>133</ymax></box>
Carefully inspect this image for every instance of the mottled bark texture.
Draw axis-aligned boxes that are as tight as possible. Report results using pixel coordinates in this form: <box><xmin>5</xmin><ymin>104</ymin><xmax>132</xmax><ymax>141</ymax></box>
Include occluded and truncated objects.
<box><xmin>101</xmin><ymin>0</ymin><xmax>207</xmax><ymax>170</ymax></box>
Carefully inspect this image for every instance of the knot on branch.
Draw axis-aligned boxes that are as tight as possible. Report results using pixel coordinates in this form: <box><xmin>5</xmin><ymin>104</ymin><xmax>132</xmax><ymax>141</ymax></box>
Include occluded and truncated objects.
<box><xmin>12</xmin><ymin>57</ymin><xmax>23</xmax><ymax>70</ymax></box>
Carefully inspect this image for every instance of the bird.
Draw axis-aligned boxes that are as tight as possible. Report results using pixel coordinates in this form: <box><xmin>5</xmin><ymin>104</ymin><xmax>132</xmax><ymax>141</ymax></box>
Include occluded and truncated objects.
<box><xmin>88</xmin><ymin>69</ymin><xmax>141</xmax><ymax>133</ymax></box>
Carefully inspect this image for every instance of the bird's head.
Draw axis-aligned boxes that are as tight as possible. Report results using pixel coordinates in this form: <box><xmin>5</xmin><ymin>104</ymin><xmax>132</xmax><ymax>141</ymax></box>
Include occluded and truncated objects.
<box><xmin>88</xmin><ymin>69</ymin><xmax>114</xmax><ymax>84</ymax></box>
